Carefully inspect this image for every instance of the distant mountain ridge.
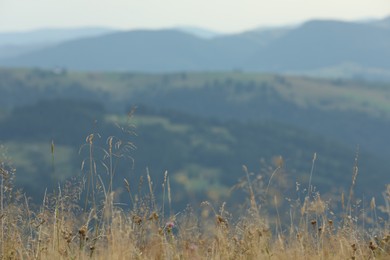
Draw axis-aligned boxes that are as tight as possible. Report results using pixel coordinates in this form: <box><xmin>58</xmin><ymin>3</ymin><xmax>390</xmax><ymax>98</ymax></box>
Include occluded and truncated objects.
<box><xmin>175</xmin><ymin>26</ymin><xmax>220</xmax><ymax>39</ymax></box>
<box><xmin>0</xmin><ymin>27</ymin><xmax>116</xmax><ymax>45</ymax></box>
<box><xmin>1</xmin><ymin>18</ymin><xmax>389</xmax><ymax>79</ymax></box>
<box><xmin>246</xmin><ymin>20</ymin><xmax>390</xmax><ymax>70</ymax></box>
<box><xmin>0</xmin><ymin>27</ymin><xmax>116</xmax><ymax>59</ymax></box>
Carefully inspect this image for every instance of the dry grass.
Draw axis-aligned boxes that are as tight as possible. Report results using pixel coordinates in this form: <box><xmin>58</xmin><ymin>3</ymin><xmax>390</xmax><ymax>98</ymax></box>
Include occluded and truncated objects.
<box><xmin>1</xmin><ymin>137</ymin><xmax>389</xmax><ymax>259</ymax></box>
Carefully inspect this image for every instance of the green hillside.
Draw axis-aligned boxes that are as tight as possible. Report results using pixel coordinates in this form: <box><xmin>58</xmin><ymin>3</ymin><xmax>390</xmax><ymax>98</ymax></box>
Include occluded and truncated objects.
<box><xmin>2</xmin><ymin>68</ymin><xmax>390</xmax><ymax>155</ymax></box>
<box><xmin>0</xmin><ymin>68</ymin><xmax>390</xmax><ymax>209</ymax></box>
<box><xmin>0</xmin><ymin>100</ymin><xmax>386</xmax><ymax>207</ymax></box>
<box><xmin>2</xmin><ymin>69</ymin><xmax>390</xmax><ymax>117</ymax></box>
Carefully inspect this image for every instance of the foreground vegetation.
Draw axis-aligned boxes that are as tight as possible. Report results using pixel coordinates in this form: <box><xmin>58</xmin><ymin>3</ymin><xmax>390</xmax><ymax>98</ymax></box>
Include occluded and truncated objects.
<box><xmin>1</xmin><ymin>142</ymin><xmax>389</xmax><ymax>259</ymax></box>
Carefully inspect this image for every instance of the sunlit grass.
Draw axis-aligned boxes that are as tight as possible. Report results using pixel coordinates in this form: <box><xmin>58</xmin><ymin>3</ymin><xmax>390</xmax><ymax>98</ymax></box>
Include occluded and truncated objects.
<box><xmin>1</xmin><ymin>136</ymin><xmax>389</xmax><ymax>259</ymax></box>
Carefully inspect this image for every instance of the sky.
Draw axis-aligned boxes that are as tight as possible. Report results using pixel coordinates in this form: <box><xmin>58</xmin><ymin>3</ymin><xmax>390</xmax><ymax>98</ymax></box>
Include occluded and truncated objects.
<box><xmin>0</xmin><ymin>0</ymin><xmax>389</xmax><ymax>33</ymax></box>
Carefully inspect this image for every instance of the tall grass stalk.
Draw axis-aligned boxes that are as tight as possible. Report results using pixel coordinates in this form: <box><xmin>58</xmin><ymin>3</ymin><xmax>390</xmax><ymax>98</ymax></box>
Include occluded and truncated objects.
<box><xmin>0</xmin><ymin>168</ymin><xmax>4</xmax><ymax>256</ymax></box>
<box><xmin>347</xmin><ymin>147</ymin><xmax>359</xmax><ymax>218</ymax></box>
<box><xmin>305</xmin><ymin>152</ymin><xmax>317</xmax><ymax>229</ymax></box>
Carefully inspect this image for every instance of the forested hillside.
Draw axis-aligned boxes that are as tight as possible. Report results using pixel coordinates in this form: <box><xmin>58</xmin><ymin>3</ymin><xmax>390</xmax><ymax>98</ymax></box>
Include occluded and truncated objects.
<box><xmin>0</xmin><ymin>68</ymin><xmax>390</xmax><ymax>208</ymax></box>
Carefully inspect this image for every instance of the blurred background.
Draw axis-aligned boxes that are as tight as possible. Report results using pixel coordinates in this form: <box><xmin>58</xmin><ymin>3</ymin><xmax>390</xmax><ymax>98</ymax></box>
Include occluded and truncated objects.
<box><xmin>0</xmin><ymin>0</ymin><xmax>389</xmax><ymax>213</ymax></box>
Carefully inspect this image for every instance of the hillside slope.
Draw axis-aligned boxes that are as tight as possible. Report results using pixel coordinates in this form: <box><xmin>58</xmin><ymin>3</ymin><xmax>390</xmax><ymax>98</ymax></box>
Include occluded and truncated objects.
<box><xmin>1</xmin><ymin>69</ymin><xmax>390</xmax><ymax>205</ymax></box>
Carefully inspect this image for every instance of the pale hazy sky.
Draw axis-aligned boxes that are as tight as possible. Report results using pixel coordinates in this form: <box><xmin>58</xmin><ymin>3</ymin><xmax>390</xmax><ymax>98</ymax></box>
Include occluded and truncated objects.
<box><xmin>0</xmin><ymin>0</ymin><xmax>389</xmax><ymax>33</ymax></box>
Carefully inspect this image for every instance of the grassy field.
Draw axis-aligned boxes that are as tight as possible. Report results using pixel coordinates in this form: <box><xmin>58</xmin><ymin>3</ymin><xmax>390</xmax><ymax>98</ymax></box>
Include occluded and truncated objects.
<box><xmin>1</xmin><ymin>145</ymin><xmax>390</xmax><ymax>259</ymax></box>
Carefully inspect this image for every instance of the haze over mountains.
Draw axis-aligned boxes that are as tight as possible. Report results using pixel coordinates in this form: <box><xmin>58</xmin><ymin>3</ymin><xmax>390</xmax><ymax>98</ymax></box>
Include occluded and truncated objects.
<box><xmin>0</xmin><ymin>27</ymin><xmax>116</xmax><ymax>59</ymax></box>
<box><xmin>0</xmin><ymin>17</ymin><xmax>390</xmax><ymax>80</ymax></box>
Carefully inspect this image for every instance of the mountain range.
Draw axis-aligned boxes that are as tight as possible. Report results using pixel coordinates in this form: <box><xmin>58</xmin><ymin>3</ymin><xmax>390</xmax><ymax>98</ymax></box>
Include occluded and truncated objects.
<box><xmin>0</xmin><ymin>17</ymin><xmax>390</xmax><ymax>80</ymax></box>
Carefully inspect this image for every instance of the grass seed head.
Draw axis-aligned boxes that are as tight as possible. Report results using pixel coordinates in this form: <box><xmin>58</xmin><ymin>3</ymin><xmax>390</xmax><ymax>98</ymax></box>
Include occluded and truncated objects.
<box><xmin>79</xmin><ymin>225</ymin><xmax>87</xmax><ymax>239</ymax></box>
<box><xmin>132</xmin><ymin>215</ymin><xmax>142</xmax><ymax>225</ymax></box>
<box><xmin>369</xmin><ymin>241</ymin><xmax>378</xmax><ymax>251</ymax></box>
